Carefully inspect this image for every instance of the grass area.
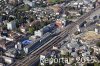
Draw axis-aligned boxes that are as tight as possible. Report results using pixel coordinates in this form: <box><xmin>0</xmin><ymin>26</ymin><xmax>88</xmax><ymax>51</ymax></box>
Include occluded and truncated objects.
<box><xmin>48</xmin><ymin>0</ymin><xmax>64</xmax><ymax>4</ymax></box>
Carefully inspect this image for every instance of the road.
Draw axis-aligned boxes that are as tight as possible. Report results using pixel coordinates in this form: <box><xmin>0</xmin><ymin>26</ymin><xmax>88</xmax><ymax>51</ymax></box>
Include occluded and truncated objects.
<box><xmin>10</xmin><ymin>6</ymin><xmax>100</xmax><ymax>66</ymax></box>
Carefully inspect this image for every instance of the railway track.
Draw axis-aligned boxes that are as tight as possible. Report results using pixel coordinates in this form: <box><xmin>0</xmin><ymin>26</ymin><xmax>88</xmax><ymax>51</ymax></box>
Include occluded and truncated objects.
<box><xmin>15</xmin><ymin>21</ymin><xmax>76</xmax><ymax>66</ymax></box>
<box><xmin>10</xmin><ymin>6</ymin><xmax>100</xmax><ymax>66</ymax></box>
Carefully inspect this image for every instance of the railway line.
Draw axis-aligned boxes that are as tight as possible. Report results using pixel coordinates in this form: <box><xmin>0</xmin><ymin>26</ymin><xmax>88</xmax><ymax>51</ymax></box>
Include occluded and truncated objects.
<box><xmin>10</xmin><ymin>6</ymin><xmax>100</xmax><ymax>66</ymax></box>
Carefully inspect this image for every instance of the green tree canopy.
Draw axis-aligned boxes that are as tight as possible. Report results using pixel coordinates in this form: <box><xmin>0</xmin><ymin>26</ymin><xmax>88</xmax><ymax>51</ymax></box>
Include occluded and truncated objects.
<box><xmin>96</xmin><ymin>42</ymin><xmax>100</xmax><ymax>47</ymax></box>
<box><xmin>28</xmin><ymin>27</ymin><xmax>35</xmax><ymax>34</ymax></box>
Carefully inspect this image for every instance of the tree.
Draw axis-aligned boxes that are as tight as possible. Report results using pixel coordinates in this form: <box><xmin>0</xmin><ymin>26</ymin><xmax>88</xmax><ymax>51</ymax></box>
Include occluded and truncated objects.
<box><xmin>16</xmin><ymin>50</ymin><xmax>26</xmax><ymax>60</ymax></box>
<box><xmin>90</xmin><ymin>48</ymin><xmax>94</xmax><ymax>55</ymax></box>
<box><xmin>28</xmin><ymin>27</ymin><xmax>35</xmax><ymax>34</ymax></box>
<box><xmin>47</xmin><ymin>0</ymin><xmax>64</xmax><ymax>4</ymax></box>
<box><xmin>96</xmin><ymin>54</ymin><xmax>100</xmax><ymax>60</ymax></box>
<box><xmin>16</xmin><ymin>19</ymin><xmax>20</xmax><ymax>28</ymax></box>
<box><xmin>96</xmin><ymin>42</ymin><xmax>100</xmax><ymax>47</ymax></box>
<box><xmin>74</xmin><ymin>31</ymin><xmax>80</xmax><ymax>35</ymax></box>
<box><xmin>94</xmin><ymin>62</ymin><xmax>100</xmax><ymax>66</ymax></box>
<box><xmin>72</xmin><ymin>63</ymin><xmax>76</xmax><ymax>66</ymax></box>
<box><xmin>2</xmin><ymin>24</ymin><xmax>7</xmax><ymax>30</ymax></box>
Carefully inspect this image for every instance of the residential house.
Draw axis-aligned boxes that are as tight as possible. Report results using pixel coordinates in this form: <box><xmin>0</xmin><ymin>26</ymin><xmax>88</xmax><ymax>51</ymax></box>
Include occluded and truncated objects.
<box><xmin>7</xmin><ymin>20</ymin><xmax>16</xmax><ymax>30</ymax></box>
<box><xmin>5</xmin><ymin>48</ymin><xmax>17</xmax><ymax>58</ymax></box>
<box><xmin>34</xmin><ymin>29</ymin><xmax>43</xmax><ymax>37</ymax></box>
